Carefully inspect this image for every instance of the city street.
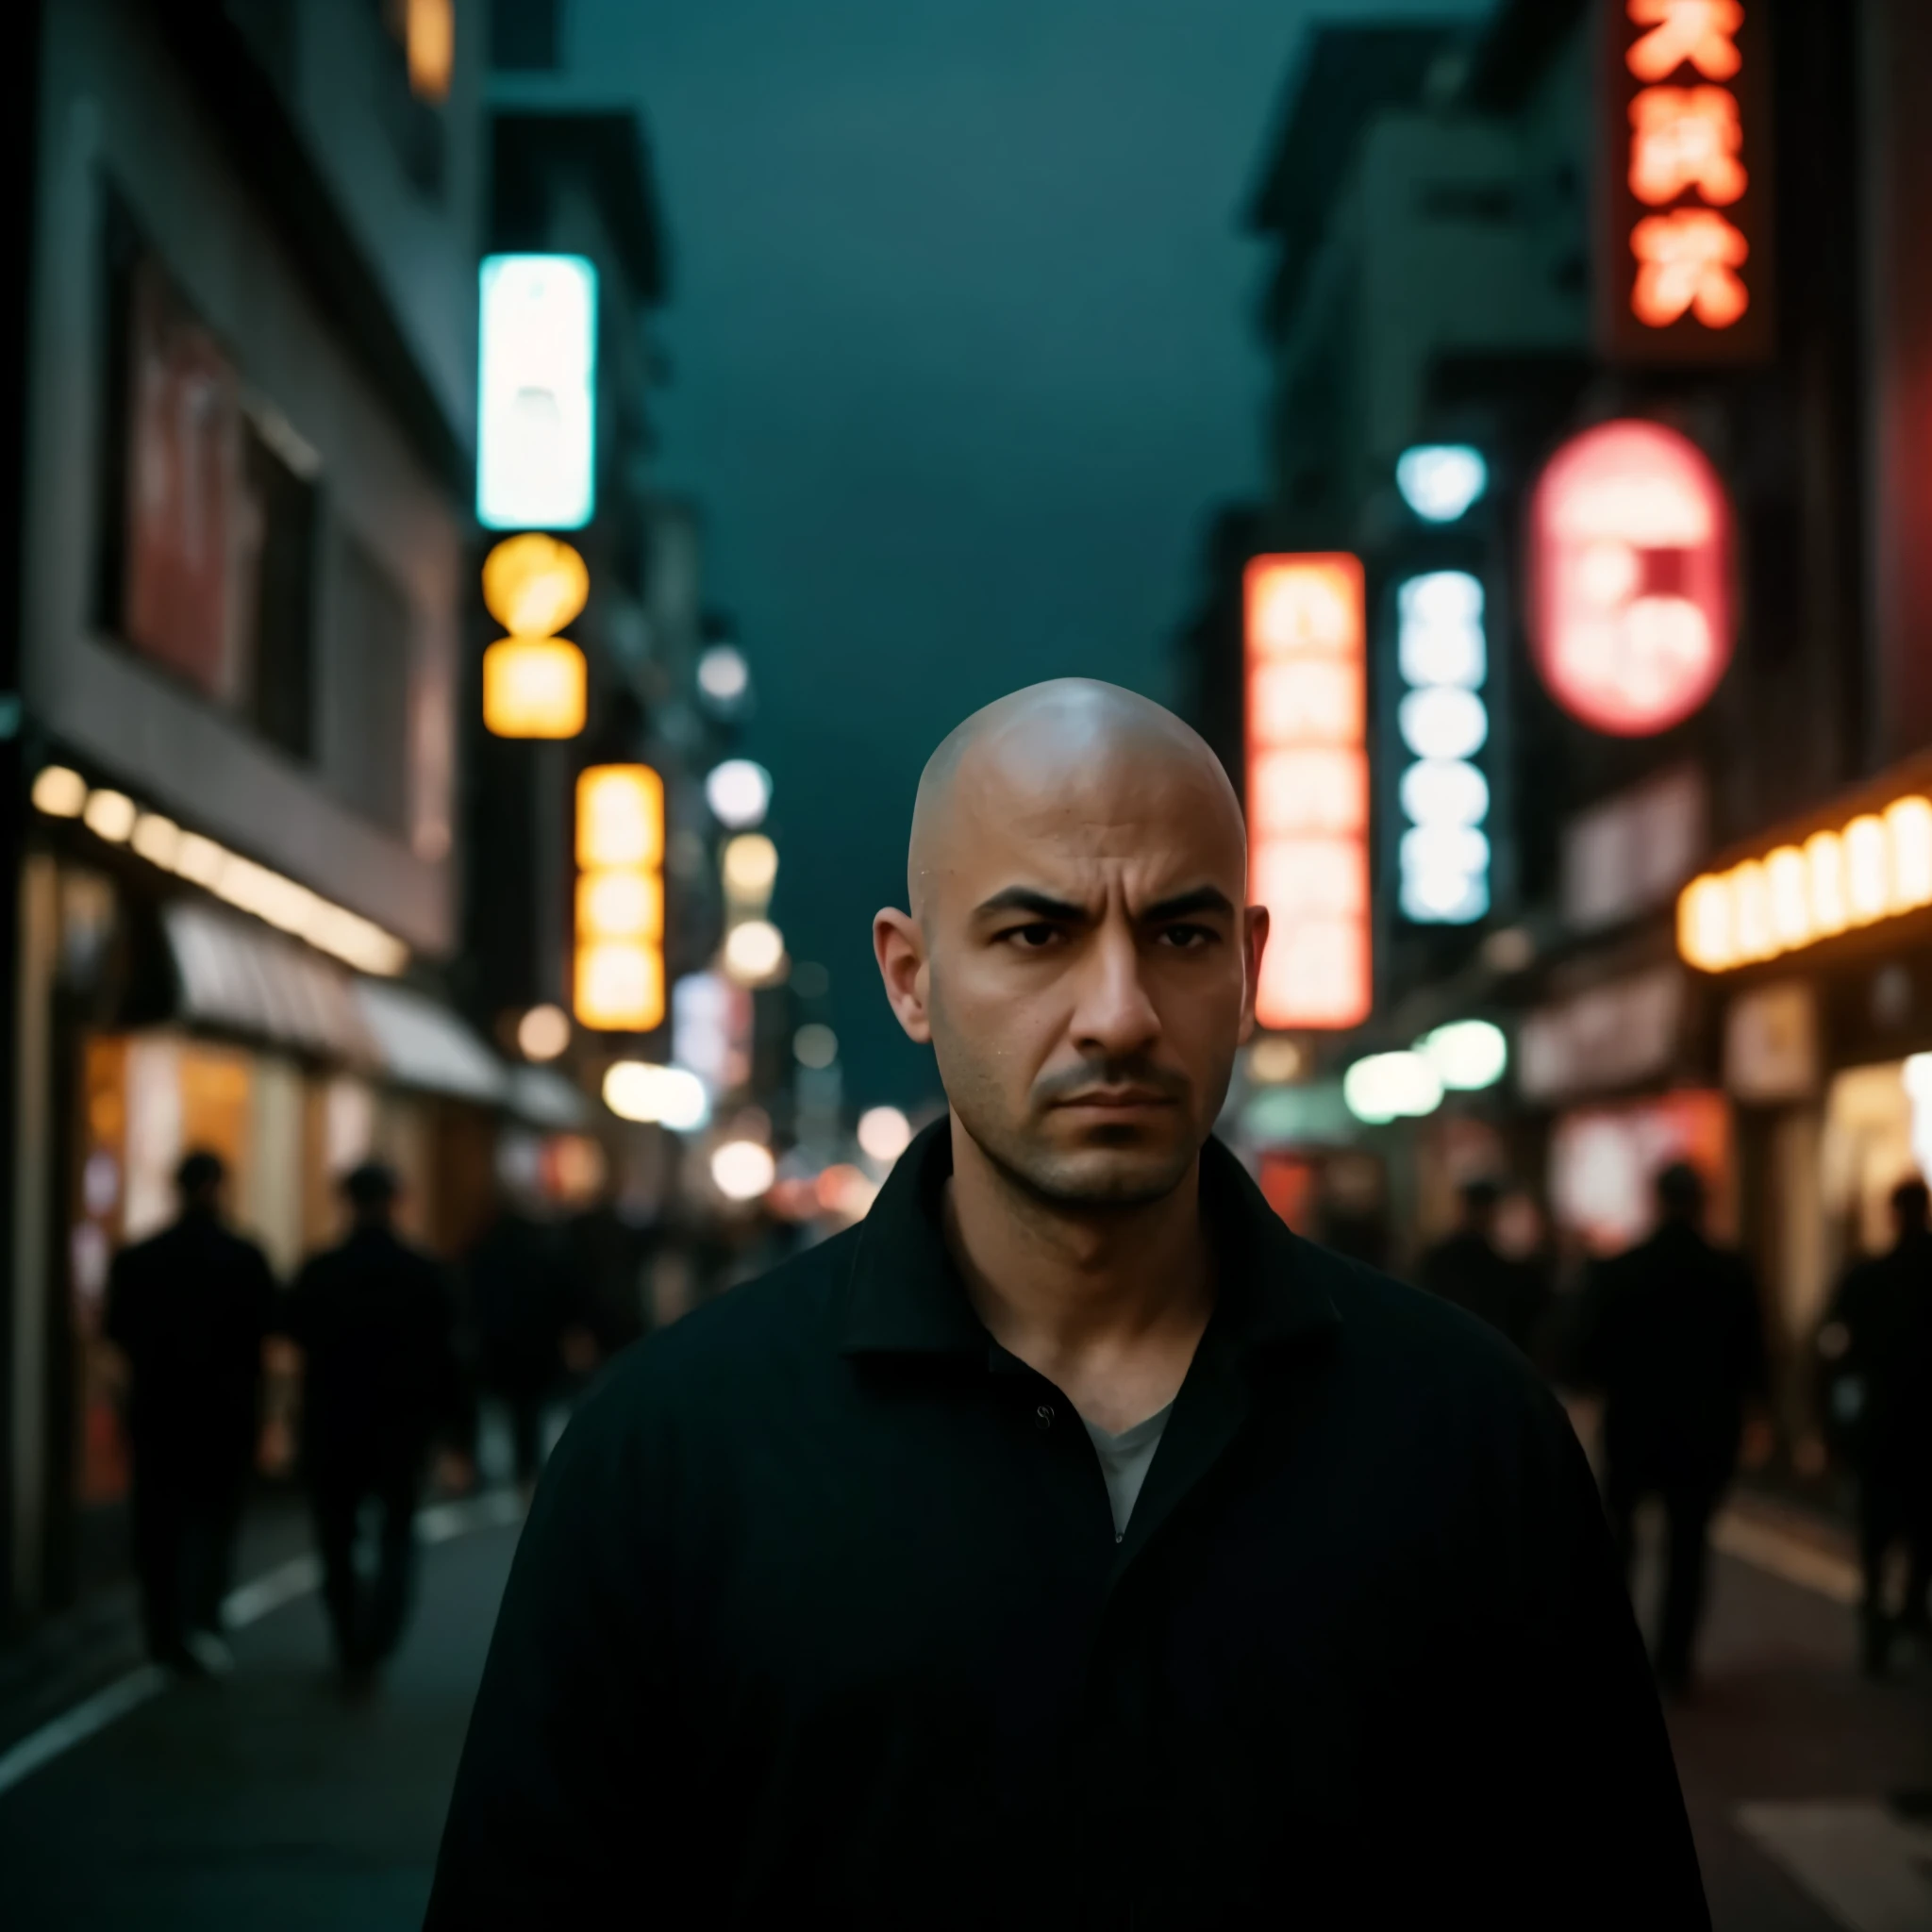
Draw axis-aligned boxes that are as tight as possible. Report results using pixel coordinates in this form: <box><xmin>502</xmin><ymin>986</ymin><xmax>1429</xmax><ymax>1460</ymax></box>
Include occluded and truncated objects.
<box><xmin>0</xmin><ymin>1503</ymin><xmax>520</xmax><ymax>1931</ymax></box>
<box><xmin>0</xmin><ymin>1492</ymin><xmax>1924</xmax><ymax>1929</ymax></box>
<box><xmin>2</xmin><ymin>0</ymin><xmax>1932</xmax><ymax>1917</ymax></box>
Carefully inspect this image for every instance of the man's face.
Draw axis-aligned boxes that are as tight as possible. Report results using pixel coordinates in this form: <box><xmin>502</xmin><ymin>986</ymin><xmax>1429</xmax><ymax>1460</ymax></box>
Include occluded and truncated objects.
<box><xmin>880</xmin><ymin>737</ymin><xmax>1264</xmax><ymax>1208</ymax></box>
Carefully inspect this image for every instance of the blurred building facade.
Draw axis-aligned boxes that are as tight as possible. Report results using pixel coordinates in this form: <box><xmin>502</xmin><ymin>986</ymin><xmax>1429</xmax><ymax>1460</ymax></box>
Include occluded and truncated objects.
<box><xmin>1199</xmin><ymin>0</ymin><xmax>1928</xmax><ymax>1453</ymax></box>
<box><xmin>0</xmin><ymin>0</ymin><xmax>607</xmax><ymax>1633</ymax></box>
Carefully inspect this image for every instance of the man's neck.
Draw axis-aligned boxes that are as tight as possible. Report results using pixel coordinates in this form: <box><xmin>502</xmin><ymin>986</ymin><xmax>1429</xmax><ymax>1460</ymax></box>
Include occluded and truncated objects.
<box><xmin>941</xmin><ymin>1115</ymin><xmax>1215</xmax><ymax>1434</ymax></box>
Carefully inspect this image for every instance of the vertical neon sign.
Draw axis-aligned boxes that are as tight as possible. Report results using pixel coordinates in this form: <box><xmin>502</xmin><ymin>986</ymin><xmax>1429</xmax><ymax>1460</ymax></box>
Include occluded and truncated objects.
<box><xmin>1599</xmin><ymin>0</ymin><xmax>1773</xmax><ymax>364</ymax></box>
<box><xmin>1244</xmin><ymin>555</ymin><xmax>1371</xmax><ymax>1030</ymax></box>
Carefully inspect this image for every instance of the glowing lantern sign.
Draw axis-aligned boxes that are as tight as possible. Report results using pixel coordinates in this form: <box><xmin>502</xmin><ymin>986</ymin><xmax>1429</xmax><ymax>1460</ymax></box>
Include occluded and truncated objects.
<box><xmin>1678</xmin><ymin>793</ymin><xmax>1932</xmax><ymax>974</ymax></box>
<box><xmin>1598</xmin><ymin>0</ymin><xmax>1773</xmax><ymax>364</ymax></box>
<box><xmin>575</xmin><ymin>765</ymin><xmax>665</xmax><ymax>1031</ymax></box>
<box><xmin>1528</xmin><ymin>420</ymin><xmax>1734</xmax><ymax>737</ymax></box>
<box><xmin>1244</xmin><ymin>555</ymin><xmax>1371</xmax><ymax>1030</ymax></box>
<box><xmin>481</xmin><ymin>533</ymin><xmax>589</xmax><ymax>738</ymax></box>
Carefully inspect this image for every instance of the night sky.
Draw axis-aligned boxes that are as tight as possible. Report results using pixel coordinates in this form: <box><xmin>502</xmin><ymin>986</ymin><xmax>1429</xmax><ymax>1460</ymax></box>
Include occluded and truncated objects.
<box><xmin>575</xmin><ymin>0</ymin><xmax>1486</xmax><ymax>1112</ymax></box>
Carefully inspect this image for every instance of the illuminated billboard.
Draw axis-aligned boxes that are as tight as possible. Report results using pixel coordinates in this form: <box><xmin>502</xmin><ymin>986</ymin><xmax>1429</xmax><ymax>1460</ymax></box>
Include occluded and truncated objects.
<box><xmin>1596</xmin><ymin>0</ymin><xmax>1774</xmax><ymax>364</ymax></box>
<box><xmin>1527</xmin><ymin>419</ymin><xmax>1734</xmax><ymax>737</ymax></box>
<box><xmin>480</xmin><ymin>533</ymin><xmax>589</xmax><ymax>738</ymax></box>
<box><xmin>477</xmin><ymin>254</ymin><xmax>598</xmax><ymax>531</ymax></box>
<box><xmin>1679</xmin><ymin>793</ymin><xmax>1932</xmax><ymax>974</ymax></box>
<box><xmin>1244</xmin><ymin>554</ymin><xmax>1371</xmax><ymax>1030</ymax></box>
<box><xmin>1394</xmin><ymin>571</ymin><xmax>1489</xmax><ymax>924</ymax></box>
<box><xmin>574</xmin><ymin>765</ymin><xmax>665</xmax><ymax>1031</ymax></box>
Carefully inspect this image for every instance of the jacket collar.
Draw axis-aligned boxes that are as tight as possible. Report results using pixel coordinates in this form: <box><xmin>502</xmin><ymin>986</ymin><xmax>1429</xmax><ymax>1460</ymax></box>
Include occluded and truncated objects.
<box><xmin>838</xmin><ymin>1118</ymin><xmax>1341</xmax><ymax>1358</ymax></box>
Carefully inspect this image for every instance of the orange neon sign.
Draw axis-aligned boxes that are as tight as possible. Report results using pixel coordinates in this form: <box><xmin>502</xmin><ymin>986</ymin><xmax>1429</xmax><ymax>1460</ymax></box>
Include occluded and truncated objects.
<box><xmin>1600</xmin><ymin>0</ymin><xmax>1770</xmax><ymax>364</ymax></box>
<box><xmin>574</xmin><ymin>766</ymin><xmax>667</xmax><ymax>1031</ymax></box>
<box><xmin>1678</xmin><ymin>794</ymin><xmax>1932</xmax><ymax>973</ymax></box>
<box><xmin>1244</xmin><ymin>555</ymin><xmax>1371</xmax><ymax>1031</ymax></box>
<box><xmin>1627</xmin><ymin>0</ymin><xmax>1743</xmax><ymax>84</ymax></box>
<box><xmin>1628</xmin><ymin>87</ymin><xmax>1745</xmax><ymax>207</ymax></box>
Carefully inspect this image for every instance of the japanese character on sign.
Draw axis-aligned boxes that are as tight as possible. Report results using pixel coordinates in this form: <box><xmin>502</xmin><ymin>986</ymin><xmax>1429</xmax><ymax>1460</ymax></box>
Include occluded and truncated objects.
<box><xmin>1628</xmin><ymin>86</ymin><xmax>1746</xmax><ymax>207</ymax></box>
<box><xmin>1625</xmin><ymin>0</ymin><xmax>1743</xmax><ymax>83</ymax></box>
<box><xmin>1630</xmin><ymin>208</ymin><xmax>1750</xmax><ymax>328</ymax></box>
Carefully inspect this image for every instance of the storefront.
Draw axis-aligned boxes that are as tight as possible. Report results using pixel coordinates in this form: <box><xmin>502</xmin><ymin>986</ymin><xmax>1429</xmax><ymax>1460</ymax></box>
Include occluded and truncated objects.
<box><xmin>1677</xmin><ymin>749</ymin><xmax>1932</xmax><ymax>1436</ymax></box>
<box><xmin>27</xmin><ymin>841</ymin><xmax>591</xmax><ymax>1601</ymax></box>
<box><xmin>1516</xmin><ymin>957</ymin><xmax>1738</xmax><ymax>1266</ymax></box>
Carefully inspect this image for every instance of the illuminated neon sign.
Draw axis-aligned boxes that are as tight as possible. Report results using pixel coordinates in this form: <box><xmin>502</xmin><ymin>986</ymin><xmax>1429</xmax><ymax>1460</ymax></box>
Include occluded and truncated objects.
<box><xmin>1678</xmin><ymin>794</ymin><xmax>1932</xmax><ymax>973</ymax></box>
<box><xmin>1395</xmin><ymin>571</ymin><xmax>1489</xmax><ymax>924</ymax></box>
<box><xmin>1244</xmin><ymin>554</ymin><xmax>1371</xmax><ymax>1030</ymax></box>
<box><xmin>575</xmin><ymin>766</ymin><xmax>665</xmax><ymax>1031</ymax></box>
<box><xmin>477</xmin><ymin>255</ymin><xmax>598</xmax><ymax>530</ymax></box>
<box><xmin>1527</xmin><ymin>419</ymin><xmax>1734</xmax><ymax>737</ymax></box>
<box><xmin>1598</xmin><ymin>1</ymin><xmax>1773</xmax><ymax>364</ymax></box>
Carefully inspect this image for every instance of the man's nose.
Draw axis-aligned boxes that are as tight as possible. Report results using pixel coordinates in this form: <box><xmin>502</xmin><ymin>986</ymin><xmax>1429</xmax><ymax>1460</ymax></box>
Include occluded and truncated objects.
<box><xmin>1068</xmin><ymin>922</ymin><xmax>1161</xmax><ymax>1059</ymax></box>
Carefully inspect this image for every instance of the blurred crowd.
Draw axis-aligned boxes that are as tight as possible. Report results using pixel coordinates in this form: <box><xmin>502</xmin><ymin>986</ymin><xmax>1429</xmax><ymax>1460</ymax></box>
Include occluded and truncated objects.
<box><xmin>98</xmin><ymin>1134</ymin><xmax>1931</xmax><ymax>1712</ymax></box>
<box><xmin>95</xmin><ymin>1144</ymin><xmax>800</xmax><ymax>1696</ymax></box>
<box><xmin>1418</xmin><ymin>1161</ymin><xmax>1930</xmax><ymax>1695</ymax></box>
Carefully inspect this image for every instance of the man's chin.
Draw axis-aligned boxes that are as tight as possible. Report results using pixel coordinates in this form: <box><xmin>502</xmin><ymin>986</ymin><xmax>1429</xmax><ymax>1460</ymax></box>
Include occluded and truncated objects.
<box><xmin>1017</xmin><ymin>1141</ymin><xmax>1197</xmax><ymax>1210</ymax></box>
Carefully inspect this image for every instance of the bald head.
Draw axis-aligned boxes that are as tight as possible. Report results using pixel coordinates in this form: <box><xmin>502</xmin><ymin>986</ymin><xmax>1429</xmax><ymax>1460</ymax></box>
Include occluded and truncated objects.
<box><xmin>908</xmin><ymin>679</ymin><xmax>1245</xmax><ymax>920</ymax></box>
<box><xmin>876</xmin><ymin>679</ymin><xmax>1264</xmax><ymax>1210</ymax></box>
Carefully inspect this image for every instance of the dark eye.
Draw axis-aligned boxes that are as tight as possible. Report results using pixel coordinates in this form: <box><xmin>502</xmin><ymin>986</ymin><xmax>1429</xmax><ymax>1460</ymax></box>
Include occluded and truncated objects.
<box><xmin>1004</xmin><ymin>922</ymin><xmax>1063</xmax><ymax>949</ymax></box>
<box><xmin>1158</xmin><ymin>924</ymin><xmax>1217</xmax><ymax>949</ymax></box>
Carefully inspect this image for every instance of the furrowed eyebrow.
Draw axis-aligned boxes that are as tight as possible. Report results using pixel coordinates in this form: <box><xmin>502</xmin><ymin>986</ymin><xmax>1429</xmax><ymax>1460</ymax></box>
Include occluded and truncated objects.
<box><xmin>973</xmin><ymin>887</ymin><xmax>1091</xmax><ymax>922</ymax></box>
<box><xmin>1141</xmin><ymin>886</ymin><xmax>1236</xmax><ymax>922</ymax></box>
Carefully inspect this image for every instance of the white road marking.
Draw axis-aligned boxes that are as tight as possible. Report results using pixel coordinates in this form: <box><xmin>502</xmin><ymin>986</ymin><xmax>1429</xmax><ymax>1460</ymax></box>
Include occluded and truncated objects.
<box><xmin>0</xmin><ymin>1489</ymin><xmax>525</xmax><ymax>1802</ymax></box>
<box><xmin>221</xmin><ymin>1554</ymin><xmax>322</xmax><ymax>1627</ymax></box>
<box><xmin>1737</xmin><ymin>1802</ymin><xmax>1932</xmax><ymax>1931</ymax></box>
<box><xmin>0</xmin><ymin>1665</ymin><xmax>167</xmax><ymax>1798</ymax></box>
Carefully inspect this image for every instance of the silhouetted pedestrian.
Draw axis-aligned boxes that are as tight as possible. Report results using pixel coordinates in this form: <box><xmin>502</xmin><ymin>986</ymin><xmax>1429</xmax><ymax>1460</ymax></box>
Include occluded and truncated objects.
<box><xmin>1818</xmin><ymin>1175</ymin><xmax>1932</xmax><ymax>1675</ymax></box>
<box><xmin>286</xmin><ymin>1162</ymin><xmax>472</xmax><ymax>1690</ymax></box>
<box><xmin>1576</xmin><ymin>1160</ymin><xmax>1767</xmax><ymax>1697</ymax></box>
<box><xmin>104</xmin><ymin>1149</ymin><xmax>275</xmax><ymax>1676</ymax></box>
<box><xmin>465</xmin><ymin>1208</ymin><xmax>574</xmax><ymax>1485</ymax></box>
<box><xmin>1420</xmin><ymin>1176</ymin><xmax>1550</xmax><ymax>1357</ymax></box>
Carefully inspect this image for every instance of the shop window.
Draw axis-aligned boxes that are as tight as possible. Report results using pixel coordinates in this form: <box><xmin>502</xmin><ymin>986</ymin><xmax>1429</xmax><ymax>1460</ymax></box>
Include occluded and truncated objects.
<box><xmin>244</xmin><ymin>416</ymin><xmax>319</xmax><ymax>759</ymax></box>
<box><xmin>94</xmin><ymin>194</ymin><xmax>321</xmax><ymax>761</ymax></box>
<box><xmin>332</xmin><ymin>532</ymin><xmax>415</xmax><ymax>837</ymax></box>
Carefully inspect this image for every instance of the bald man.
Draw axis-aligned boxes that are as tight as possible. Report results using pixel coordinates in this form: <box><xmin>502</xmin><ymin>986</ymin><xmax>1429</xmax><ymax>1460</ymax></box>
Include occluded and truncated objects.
<box><xmin>429</xmin><ymin>682</ymin><xmax>1704</xmax><ymax>1927</ymax></box>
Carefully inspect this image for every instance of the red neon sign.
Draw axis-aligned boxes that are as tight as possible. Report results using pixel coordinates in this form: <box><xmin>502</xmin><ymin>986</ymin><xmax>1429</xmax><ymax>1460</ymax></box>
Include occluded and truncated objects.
<box><xmin>1598</xmin><ymin>0</ymin><xmax>1772</xmax><ymax>364</ymax></box>
<box><xmin>1527</xmin><ymin>420</ymin><xmax>1735</xmax><ymax>738</ymax></box>
<box><xmin>1244</xmin><ymin>555</ymin><xmax>1371</xmax><ymax>1031</ymax></box>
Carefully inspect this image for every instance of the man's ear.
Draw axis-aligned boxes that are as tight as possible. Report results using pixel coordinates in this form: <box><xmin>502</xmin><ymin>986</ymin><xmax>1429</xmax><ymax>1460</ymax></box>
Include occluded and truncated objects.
<box><xmin>1236</xmin><ymin>903</ymin><xmax>1270</xmax><ymax>1044</ymax></box>
<box><xmin>873</xmin><ymin>908</ymin><xmax>932</xmax><ymax>1043</ymax></box>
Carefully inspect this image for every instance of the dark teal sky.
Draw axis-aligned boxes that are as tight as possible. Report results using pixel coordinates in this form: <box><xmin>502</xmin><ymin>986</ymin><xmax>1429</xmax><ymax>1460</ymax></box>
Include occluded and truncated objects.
<box><xmin>573</xmin><ymin>0</ymin><xmax>1484</xmax><ymax>1112</ymax></box>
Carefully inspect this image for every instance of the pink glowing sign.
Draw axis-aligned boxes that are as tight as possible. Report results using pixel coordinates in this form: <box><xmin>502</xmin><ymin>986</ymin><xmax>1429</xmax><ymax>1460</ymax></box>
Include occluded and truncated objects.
<box><xmin>1527</xmin><ymin>419</ymin><xmax>1735</xmax><ymax>737</ymax></box>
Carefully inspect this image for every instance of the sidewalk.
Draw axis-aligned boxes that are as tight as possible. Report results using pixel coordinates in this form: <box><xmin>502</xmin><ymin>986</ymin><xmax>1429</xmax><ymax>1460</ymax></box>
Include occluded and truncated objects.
<box><xmin>0</xmin><ymin>1484</ymin><xmax>317</xmax><ymax>1769</ymax></box>
<box><xmin>1648</xmin><ymin>1494</ymin><xmax>1932</xmax><ymax>1930</ymax></box>
<box><xmin>0</xmin><ymin>1501</ymin><xmax>522</xmax><ymax>1929</ymax></box>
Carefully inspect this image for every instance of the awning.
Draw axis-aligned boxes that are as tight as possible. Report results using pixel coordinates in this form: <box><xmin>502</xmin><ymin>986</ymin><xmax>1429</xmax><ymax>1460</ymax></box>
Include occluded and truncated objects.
<box><xmin>163</xmin><ymin>901</ymin><xmax>516</xmax><ymax>1108</ymax></box>
<box><xmin>352</xmin><ymin>978</ymin><xmax>508</xmax><ymax>1105</ymax></box>
<box><xmin>164</xmin><ymin>901</ymin><xmax>375</xmax><ymax>1063</ymax></box>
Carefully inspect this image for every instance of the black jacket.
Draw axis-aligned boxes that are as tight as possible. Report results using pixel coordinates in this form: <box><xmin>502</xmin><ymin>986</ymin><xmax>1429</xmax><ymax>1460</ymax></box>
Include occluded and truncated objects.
<box><xmin>1821</xmin><ymin>1233</ymin><xmax>1932</xmax><ymax>1473</ymax></box>
<box><xmin>427</xmin><ymin>1125</ymin><xmax>1703</xmax><ymax>1927</ymax></box>
<box><xmin>1575</xmin><ymin>1221</ymin><xmax>1766</xmax><ymax>1486</ymax></box>
<box><xmin>285</xmin><ymin>1224</ymin><xmax>469</xmax><ymax>1473</ymax></box>
<box><xmin>104</xmin><ymin>1210</ymin><xmax>276</xmax><ymax>1471</ymax></box>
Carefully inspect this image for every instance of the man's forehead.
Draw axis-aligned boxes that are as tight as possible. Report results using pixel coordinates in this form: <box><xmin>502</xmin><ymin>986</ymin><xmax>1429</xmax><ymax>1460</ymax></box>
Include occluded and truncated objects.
<box><xmin>937</xmin><ymin>783</ymin><xmax>1243</xmax><ymax>911</ymax></box>
<box><xmin>907</xmin><ymin>677</ymin><xmax>1245</xmax><ymax>912</ymax></box>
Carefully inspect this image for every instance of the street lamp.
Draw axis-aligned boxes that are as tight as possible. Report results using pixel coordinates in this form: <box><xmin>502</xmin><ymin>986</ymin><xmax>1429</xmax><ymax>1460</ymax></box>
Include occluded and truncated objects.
<box><xmin>1395</xmin><ymin>445</ymin><xmax>1488</xmax><ymax>523</ymax></box>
